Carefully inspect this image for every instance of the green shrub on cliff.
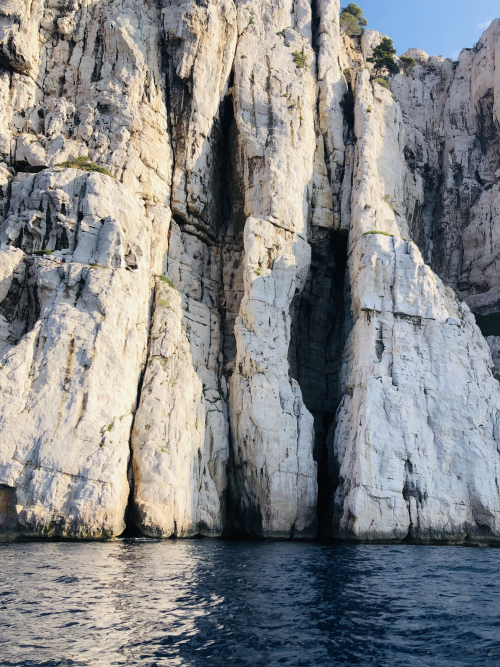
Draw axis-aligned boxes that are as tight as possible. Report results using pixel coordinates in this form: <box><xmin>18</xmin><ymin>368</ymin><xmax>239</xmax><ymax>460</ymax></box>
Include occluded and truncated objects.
<box><xmin>340</xmin><ymin>12</ymin><xmax>362</xmax><ymax>36</ymax></box>
<box><xmin>368</xmin><ymin>37</ymin><xmax>399</xmax><ymax>75</ymax></box>
<box><xmin>363</xmin><ymin>230</ymin><xmax>394</xmax><ymax>237</ymax></box>
<box><xmin>56</xmin><ymin>155</ymin><xmax>113</xmax><ymax>177</ymax></box>
<box><xmin>154</xmin><ymin>274</ymin><xmax>176</xmax><ymax>289</ymax></box>
<box><xmin>340</xmin><ymin>4</ymin><xmax>368</xmax><ymax>35</ymax></box>
<box><xmin>292</xmin><ymin>51</ymin><xmax>309</xmax><ymax>69</ymax></box>
<box><xmin>400</xmin><ymin>55</ymin><xmax>416</xmax><ymax>68</ymax></box>
<box><xmin>372</xmin><ymin>77</ymin><xmax>390</xmax><ymax>89</ymax></box>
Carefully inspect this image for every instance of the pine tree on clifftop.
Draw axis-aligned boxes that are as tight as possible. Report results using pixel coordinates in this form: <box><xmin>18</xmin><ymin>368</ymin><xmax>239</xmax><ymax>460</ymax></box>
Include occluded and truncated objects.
<box><xmin>340</xmin><ymin>3</ymin><xmax>368</xmax><ymax>36</ymax></box>
<box><xmin>367</xmin><ymin>37</ymin><xmax>400</xmax><ymax>75</ymax></box>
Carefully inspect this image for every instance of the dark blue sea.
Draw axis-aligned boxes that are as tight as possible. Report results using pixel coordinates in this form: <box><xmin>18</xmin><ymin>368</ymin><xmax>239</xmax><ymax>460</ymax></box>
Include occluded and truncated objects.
<box><xmin>1</xmin><ymin>540</ymin><xmax>499</xmax><ymax>666</ymax></box>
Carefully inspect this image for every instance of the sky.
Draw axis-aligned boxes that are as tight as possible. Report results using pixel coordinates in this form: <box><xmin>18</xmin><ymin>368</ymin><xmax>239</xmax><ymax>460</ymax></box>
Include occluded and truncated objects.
<box><xmin>354</xmin><ymin>0</ymin><xmax>500</xmax><ymax>59</ymax></box>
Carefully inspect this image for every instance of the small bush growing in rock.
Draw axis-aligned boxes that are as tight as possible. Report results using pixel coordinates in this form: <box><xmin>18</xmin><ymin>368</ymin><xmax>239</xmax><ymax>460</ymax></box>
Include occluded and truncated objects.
<box><xmin>400</xmin><ymin>55</ymin><xmax>416</xmax><ymax>70</ymax></box>
<box><xmin>292</xmin><ymin>51</ymin><xmax>309</xmax><ymax>69</ymax></box>
<box><xmin>384</xmin><ymin>194</ymin><xmax>395</xmax><ymax>211</ymax></box>
<box><xmin>33</xmin><ymin>249</ymin><xmax>53</xmax><ymax>256</ymax></box>
<box><xmin>154</xmin><ymin>274</ymin><xmax>176</xmax><ymax>289</ymax></box>
<box><xmin>340</xmin><ymin>12</ymin><xmax>361</xmax><ymax>35</ymax></box>
<box><xmin>56</xmin><ymin>155</ymin><xmax>113</xmax><ymax>177</ymax></box>
<box><xmin>341</xmin><ymin>4</ymin><xmax>368</xmax><ymax>26</ymax></box>
<box><xmin>372</xmin><ymin>77</ymin><xmax>390</xmax><ymax>89</ymax></box>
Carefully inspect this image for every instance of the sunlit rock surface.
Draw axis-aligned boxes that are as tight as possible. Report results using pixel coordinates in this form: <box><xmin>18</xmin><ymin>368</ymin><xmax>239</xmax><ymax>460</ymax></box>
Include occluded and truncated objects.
<box><xmin>0</xmin><ymin>0</ymin><xmax>500</xmax><ymax>543</ymax></box>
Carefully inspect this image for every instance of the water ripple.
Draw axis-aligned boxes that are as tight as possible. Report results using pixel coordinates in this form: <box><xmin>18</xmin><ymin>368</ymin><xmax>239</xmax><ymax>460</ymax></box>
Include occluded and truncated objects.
<box><xmin>1</xmin><ymin>541</ymin><xmax>500</xmax><ymax>666</ymax></box>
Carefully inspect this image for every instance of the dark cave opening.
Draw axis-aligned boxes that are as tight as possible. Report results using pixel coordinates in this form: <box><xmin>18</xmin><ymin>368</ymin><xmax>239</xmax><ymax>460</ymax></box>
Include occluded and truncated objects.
<box><xmin>289</xmin><ymin>228</ymin><xmax>350</xmax><ymax>539</ymax></box>
<box><xmin>310</xmin><ymin>0</ymin><xmax>321</xmax><ymax>60</ymax></box>
<box><xmin>0</xmin><ymin>258</ymin><xmax>40</xmax><ymax>353</ymax></box>
<box><xmin>120</xmin><ymin>511</ymin><xmax>143</xmax><ymax>538</ymax></box>
<box><xmin>474</xmin><ymin>312</ymin><xmax>500</xmax><ymax>338</ymax></box>
<box><xmin>218</xmin><ymin>92</ymin><xmax>246</xmax><ymax>375</ymax></box>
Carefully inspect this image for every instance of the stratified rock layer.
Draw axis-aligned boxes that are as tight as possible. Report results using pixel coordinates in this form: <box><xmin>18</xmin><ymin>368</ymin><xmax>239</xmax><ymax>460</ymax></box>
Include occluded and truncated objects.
<box><xmin>0</xmin><ymin>0</ymin><xmax>499</xmax><ymax>543</ymax></box>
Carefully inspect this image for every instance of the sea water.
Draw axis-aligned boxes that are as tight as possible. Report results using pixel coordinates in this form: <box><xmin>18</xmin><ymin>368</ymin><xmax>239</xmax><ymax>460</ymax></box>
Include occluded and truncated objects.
<box><xmin>1</xmin><ymin>540</ymin><xmax>499</xmax><ymax>666</ymax></box>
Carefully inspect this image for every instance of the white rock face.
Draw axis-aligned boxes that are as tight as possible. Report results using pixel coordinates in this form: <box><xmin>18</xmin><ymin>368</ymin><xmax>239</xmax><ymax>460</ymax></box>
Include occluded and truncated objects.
<box><xmin>130</xmin><ymin>0</ymin><xmax>237</xmax><ymax>538</ymax></box>
<box><xmin>230</xmin><ymin>218</ymin><xmax>317</xmax><ymax>537</ymax></box>
<box><xmin>0</xmin><ymin>169</ymin><xmax>159</xmax><ymax>538</ymax></box>
<box><xmin>227</xmin><ymin>0</ymin><xmax>321</xmax><ymax>538</ymax></box>
<box><xmin>132</xmin><ymin>276</ymin><xmax>227</xmax><ymax>537</ymax></box>
<box><xmin>1</xmin><ymin>0</ymin><xmax>500</xmax><ymax>544</ymax></box>
<box><xmin>330</xmin><ymin>65</ymin><xmax>500</xmax><ymax>543</ymax></box>
<box><xmin>334</xmin><ymin>234</ymin><xmax>500</xmax><ymax>542</ymax></box>
<box><xmin>393</xmin><ymin>20</ymin><xmax>500</xmax><ymax>315</ymax></box>
<box><xmin>165</xmin><ymin>0</ymin><xmax>237</xmax><ymax>231</ymax></box>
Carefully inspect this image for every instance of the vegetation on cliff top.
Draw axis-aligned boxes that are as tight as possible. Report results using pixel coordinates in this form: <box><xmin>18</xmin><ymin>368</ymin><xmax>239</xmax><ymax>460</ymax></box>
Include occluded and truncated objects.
<box><xmin>367</xmin><ymin>37</ymin><xmax>399</xmax><ymax>74</ymax></box>
<box><xmin>339</xmin><ymin>4</ymin><xmax>403</xmax><ymax>80</ymax></box>
<box><xmin>340</xmin><ymin>3</ymin><xmax>367</xmax><ymax>36</ymax></box>
<box><xmin>372</xmin><ymin>77</ymin><xmax>390</xmax><ymax>89</ymax></box>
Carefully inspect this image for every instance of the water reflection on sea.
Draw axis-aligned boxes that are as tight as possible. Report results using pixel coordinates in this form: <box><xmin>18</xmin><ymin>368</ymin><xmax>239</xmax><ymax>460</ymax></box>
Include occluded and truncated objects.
<box><xmin>1</xmin><ymin>540</ymin><xmax>500</xmax><ymax>666</ymax></box>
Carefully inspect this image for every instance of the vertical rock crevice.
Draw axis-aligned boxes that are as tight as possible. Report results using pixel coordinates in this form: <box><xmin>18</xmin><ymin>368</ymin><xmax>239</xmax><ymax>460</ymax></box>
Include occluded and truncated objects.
<box><xmin>130</xmin><ymin>0</ymin><xmax>238</xmax><ymax>538</ymax></box>
<box><xmin>217</xmin><ymin>89</ymin><xmax>249</xmax><ymax>536</ymax></box>
<box><xmin>285</xmin><ymin>0</ymin><xmax>355</xmax><ymax>538</ymax></box>
<box><xmin>288</xmin><ymin>227</ymin><xmax>350</xmax><ymax>537</ymax></box>
<box><xmin>227</xmin><ymin>0</ymin><xmax>319</xmax><ymax>540</ymax></box>
<box><xmin>121</xmin><ymin>279</ymin><xmax>158</xmax><ymax>539</ymax></box>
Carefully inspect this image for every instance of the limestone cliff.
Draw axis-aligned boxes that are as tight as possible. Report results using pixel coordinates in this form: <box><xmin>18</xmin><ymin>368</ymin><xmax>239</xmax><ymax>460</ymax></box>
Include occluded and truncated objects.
<box><xmin>0</xmin><ymin>0</ymin><xmax>499</xmax><ymax>544</ymax></box>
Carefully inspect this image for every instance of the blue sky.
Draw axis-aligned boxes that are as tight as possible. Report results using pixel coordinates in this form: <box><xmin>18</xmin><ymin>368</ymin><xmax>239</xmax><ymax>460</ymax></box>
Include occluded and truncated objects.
<box><xmin>354</xmin><ymin>0</ymin><xmax>500</xmax><ymax>59</ymax></box>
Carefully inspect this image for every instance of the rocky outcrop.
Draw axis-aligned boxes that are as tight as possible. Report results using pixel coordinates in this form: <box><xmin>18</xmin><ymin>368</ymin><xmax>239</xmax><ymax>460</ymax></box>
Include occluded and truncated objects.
<box><xmin>0</xmin><ymin>170</ymin><xmax>159</xmax><ymax>538</ymax></box>
<box><xmin>227</xmin><ymin>2</ymin><xmax>319</xmax><ymax>539</ymax></box>
<box><xmin>0</xmin><ymin>0</ymin><xmax>499</xmax><ymax>544</ymax></box>
<box><xmin>394</xmin><ymin>23</ymin><xmax>500</xmax><ymax>332</ymax></box>
<box><xmin>328</xmin><ymin>32</ymin><xmax>500</xmax><ymax>543</ymax></box>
